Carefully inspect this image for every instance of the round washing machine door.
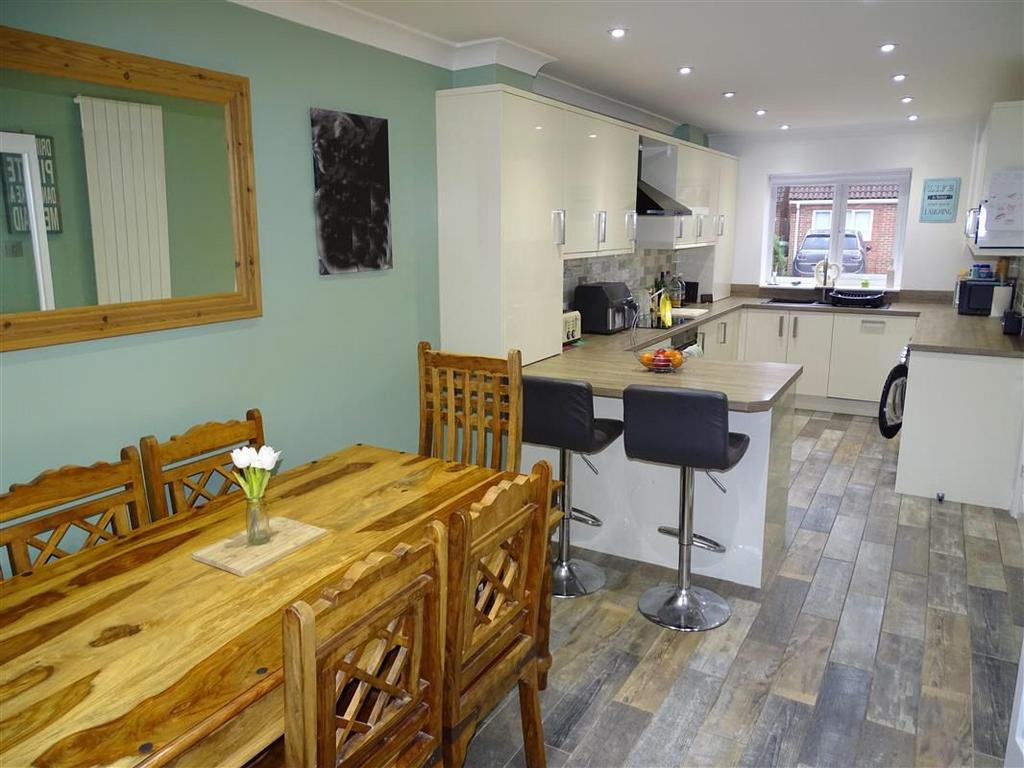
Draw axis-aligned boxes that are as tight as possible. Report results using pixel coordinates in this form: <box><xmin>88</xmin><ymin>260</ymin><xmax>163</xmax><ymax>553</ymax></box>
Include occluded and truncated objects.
<box><xmin>878</xmin><ymin>362</ymin><xmax>909</xmax><ymax>439</ymax></box>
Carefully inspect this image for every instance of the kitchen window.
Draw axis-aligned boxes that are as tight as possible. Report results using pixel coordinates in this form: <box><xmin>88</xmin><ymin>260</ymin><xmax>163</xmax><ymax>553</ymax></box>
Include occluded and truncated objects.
<box><xmin>765</xmin><ymin>170</ymin><xmax>910</xmax><ymax>289</ymax></box>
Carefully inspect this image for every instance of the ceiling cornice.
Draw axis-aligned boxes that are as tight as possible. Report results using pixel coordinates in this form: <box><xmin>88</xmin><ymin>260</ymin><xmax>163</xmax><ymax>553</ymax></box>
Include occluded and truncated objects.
<box><xmin>229</xmin><ymin>0</ymin><xmax>556</xmax><ymax>75</ymax></box>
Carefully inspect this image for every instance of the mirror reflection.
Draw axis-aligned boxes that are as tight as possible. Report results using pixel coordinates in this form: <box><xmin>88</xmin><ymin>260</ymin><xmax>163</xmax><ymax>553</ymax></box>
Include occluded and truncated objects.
<box><xmin>0</xmin><ymin>69</ymin><xmax>237</xmax><ymax>314</ymax></box>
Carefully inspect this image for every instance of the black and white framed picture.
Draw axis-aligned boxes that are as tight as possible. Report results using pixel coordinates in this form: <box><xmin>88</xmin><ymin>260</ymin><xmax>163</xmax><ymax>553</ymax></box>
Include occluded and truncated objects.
<box><xmin>310</xmin><ymin>108</ymin><xmax>392</xmax><ymax>274</ymax></box>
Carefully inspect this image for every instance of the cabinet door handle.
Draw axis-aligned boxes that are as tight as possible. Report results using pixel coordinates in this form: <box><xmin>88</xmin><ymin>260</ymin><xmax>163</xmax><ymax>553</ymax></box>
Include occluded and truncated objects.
<box><xmin>861</xmin><ymin>319</ymin><xmax>886</xmax><ymax>329</ymax></box>
<box><xmin>627</xmin><ymin>210</ymin><xmax>637</xmax><ymax>242</ymax></box>
<box><xmin>553</xmin><ymin>209</ymin><xmax>566</xmax><ymax>245</ymax></box>
<box><xmin>778</xmin><ymin>315</ymin><xmax>784</xmax><ymax>337</ymax></box>
<box><xmin>792</xmin><ymin>316</ymin><xmax>798</xmax><ymax>339</ymax></box>
<box><xmin>719</xmin><ymin>321</ymin><xmax>726</xmax><ymax>344</ymax></box>
<box><xmin>676</xmin><ymin>216</ymin><xmax>685</xmax><ymax>239</ymax></box>
<box><xmin>598</xmin><ymin>210</ymin><xmax>607</xmax><ymax>244</ymax></box>
<box><xmin>698</xmin><ymin>331</ymin><xmax>706</xmax><ymax>349</ymax></box>
<box><xmin>718</xmin><ymin>214</ymin><xmax>725</xmax><ymax>237</ymax></box>
<box><xmin>697</xmin><ymin>215</ymin><xmax>704</xmax><ymax>239</ymax></box>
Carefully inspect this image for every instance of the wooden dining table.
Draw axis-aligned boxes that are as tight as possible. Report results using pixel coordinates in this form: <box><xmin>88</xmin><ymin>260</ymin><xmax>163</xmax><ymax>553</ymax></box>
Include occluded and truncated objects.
<box><xmin>0</xmin><ymin>444</ymin><xmax>523</xmax><ymax>768</ymax></box>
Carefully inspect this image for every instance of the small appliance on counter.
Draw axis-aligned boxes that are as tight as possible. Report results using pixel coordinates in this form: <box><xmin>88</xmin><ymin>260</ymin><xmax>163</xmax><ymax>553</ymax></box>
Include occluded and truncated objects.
<box><xmin>830</xmin><ymin>290</ymin><xmax>889</xmax><ymax>309</ymax></box>
<box><xmin>956</xmin><ymin>278</ymin><xmax>1015</xmax><ymax>316</ymax></box>
<box><xmin>574</xmin><ymin>282</ymin><xmax>637</xmax><ymax>334</ymax></box>
<box><xmin>562</xmin><ymin>310</ymin><xmax>582</xmax><ymax>345</ymax></box>
<box><xmin>1002</xmin><ymin>311</ymin><xmax>1024</xmax><ymax>336</ymax></box>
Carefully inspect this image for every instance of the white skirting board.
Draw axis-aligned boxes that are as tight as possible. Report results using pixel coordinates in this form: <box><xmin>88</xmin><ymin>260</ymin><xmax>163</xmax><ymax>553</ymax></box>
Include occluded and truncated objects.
<box><xmin>521</xmin><ymin>392</ymin><xmax>793</xmax><ymax>588</ymax></box>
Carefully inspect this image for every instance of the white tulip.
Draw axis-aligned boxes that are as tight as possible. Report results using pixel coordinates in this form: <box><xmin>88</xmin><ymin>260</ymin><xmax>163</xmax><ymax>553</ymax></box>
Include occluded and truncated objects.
<box><xmin>254</xmin><ymin>445</ymin><xmax>282</xmax><ymax>471</ymax></box>
<box><xmin>231</xmin><ymin>446</ymin><xmax>257</xmax><ymax>469</ymax></box>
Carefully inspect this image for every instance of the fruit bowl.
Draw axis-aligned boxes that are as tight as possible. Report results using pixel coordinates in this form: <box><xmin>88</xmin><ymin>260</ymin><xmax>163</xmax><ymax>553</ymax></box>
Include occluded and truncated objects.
<box><xmin>638</xmin><ymin>347</ymin><xmax>684</xmax><ymax>373</ymax></box>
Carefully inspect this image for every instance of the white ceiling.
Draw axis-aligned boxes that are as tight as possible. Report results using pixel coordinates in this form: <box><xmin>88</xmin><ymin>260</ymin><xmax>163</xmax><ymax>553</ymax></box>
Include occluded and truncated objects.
<box><xmin>343</xmin><ymin>0</ymin><xmax>1024</xmax><ymax>135</ymax></box>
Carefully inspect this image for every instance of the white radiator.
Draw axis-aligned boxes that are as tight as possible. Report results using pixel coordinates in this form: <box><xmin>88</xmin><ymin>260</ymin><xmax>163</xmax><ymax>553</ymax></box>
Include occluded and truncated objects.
<box><xmin>77</xmin><ymin>95</ymin><xmax>171</xmax><ymax>304</ymax></box>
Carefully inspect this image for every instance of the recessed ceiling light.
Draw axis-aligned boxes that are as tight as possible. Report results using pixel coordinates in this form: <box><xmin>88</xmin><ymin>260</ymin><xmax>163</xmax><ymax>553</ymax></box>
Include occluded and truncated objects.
<box><xmin>609</xmin><ymin>27</ymin><xmax>627</xmax><ymax>38</ymax></box>
<box><xmin>901</xmin><ymin>96</ymin><xmax>914</xmax><ymax>104</ymax></box>
<box><xmin>779</xmin><ymin>124</ymin><xmax>790</xmax><ymax>130</ymax></box>
<box><xmin>755</xmin><ymin>109</ymin><xmax>767</xmax><ymax>116</ymax></box>
<box><xmin>907</xmin><ymin>114</ymin><xmax>919</xmax><ymax>122</ymax></box>
<box><xmin>534</xmin><ymin>125</ymin><xmax>543</xmax><ymax>130</ymax></box>
<box><xmin>588</xmin><ymin>133</ymin><xmax>598</xmax><ymax>138</ymax></box>
<box><xmin>879</xmin><ymin>42</ymin><xmax>898</xmax><ymax>53</ymax></box>
<box><xmin>722</xmin><ymin>91</ymin><xmax>736</xmax><ymax>98</ymax></box>
<box><xmin>678</xmin><ymin>66</ymin><xmax>693</xmax><ymax>75</ymax></box>
<box><xmin>892</xmin><ymin>73</ymin><xmax>907</xmax><ymax>82</ymax></box>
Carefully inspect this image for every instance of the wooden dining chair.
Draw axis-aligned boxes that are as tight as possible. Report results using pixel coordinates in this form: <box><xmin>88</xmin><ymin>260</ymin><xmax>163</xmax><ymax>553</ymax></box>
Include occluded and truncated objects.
<box><xmin>281</xmin><ymin>522</ymin><xmax>447</xmax><ymax>768</ymax></box>
<box><xmin>0</xmin><ymin>446</ymin><xmax>149</xmax><ymax>578</ymax></box>
<box><xmin>442</xmin><ymin>461</ymin><xmax>552</xmax><ymax>768</ymax></box>
<box><xmin>417</xmin><ymin>341</ymin><xmax>523</xmax><ymax>473</ymax></box>
<box><xmin>140</xmin><ymin>408</ymin><xmax>264</xmax><ymax>520</ymax></box>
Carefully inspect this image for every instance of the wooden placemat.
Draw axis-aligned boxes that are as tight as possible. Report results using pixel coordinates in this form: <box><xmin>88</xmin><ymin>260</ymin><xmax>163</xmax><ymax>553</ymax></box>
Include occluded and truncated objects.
<box><xmin>192</xmin><ymin>517</ymin><xmax>328</xmax><ymax>576</ymax></box>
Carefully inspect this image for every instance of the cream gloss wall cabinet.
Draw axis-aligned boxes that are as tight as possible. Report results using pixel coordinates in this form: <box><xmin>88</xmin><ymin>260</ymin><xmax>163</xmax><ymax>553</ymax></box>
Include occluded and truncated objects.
<box><xmin>741</xmin><ymin>310</ymin><xmax>834</xmax><ymax>397</ymax></box>
<box><xmin>436</xmin><ymin>88</ymin><xmax>565</xmax><ymax>364</ymax></box>
<box><xmin>436</xmin><ymin>85</ymin><xmax>641</xmax><ymax>364</ymax></box>
<box><xmin>676</xmin><ymin>142</ymin><xmax>720</xmax><ymax>246</ymax></box>
<box><xmin>712</xmin><ymin>156</ymin><xmax>738</xmax><ymax>299</ymax></box>
<box><xmin>562</xmin><ymin>111</ymin><xmax>639</xmax><ymax>257</ymax></box>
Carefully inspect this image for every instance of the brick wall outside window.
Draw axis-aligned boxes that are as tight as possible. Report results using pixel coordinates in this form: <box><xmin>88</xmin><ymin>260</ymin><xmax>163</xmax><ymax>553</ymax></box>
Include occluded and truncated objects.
<box><xmin>788</xmin><ymin>202</ymin><xmax>898</xmax><ymax>274</ymax></box>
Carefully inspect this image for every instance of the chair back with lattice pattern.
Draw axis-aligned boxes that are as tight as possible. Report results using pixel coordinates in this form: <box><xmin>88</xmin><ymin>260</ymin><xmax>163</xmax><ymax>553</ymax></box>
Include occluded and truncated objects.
<box><xmin>283</xmin><ymin>522</ymin><xmax>446</xmax><ymax>768</ymax></box>
<box><xmin>417</xmin><ymin>340</ymin><xmax>523</xmax><ymax>473</ymax></box>
<box><xmin>0</xmin><ymin>447</ymin><xmax>149</xmax><ymax>579</ymax></box>
<box><xmin>140</xmin><ymin>408</ymin><xmax>264</xmax><ymax>520</ymax></box>
<box><xmin>444</xmin><ymin>462</ymin><xmax>551</xmax><ymax>721</ymax></box>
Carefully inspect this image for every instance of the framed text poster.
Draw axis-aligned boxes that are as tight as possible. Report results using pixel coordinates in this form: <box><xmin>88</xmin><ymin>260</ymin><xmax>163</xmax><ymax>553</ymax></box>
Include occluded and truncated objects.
<box><xmin>919</xmin><ymin>177</ymin><xmax>960</xmax><ymax>223</ymax></box>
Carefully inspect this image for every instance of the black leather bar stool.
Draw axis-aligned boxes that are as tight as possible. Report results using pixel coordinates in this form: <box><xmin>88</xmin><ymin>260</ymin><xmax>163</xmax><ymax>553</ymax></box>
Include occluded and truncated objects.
<box><xmin>623</xmin><ymin>385</ymin><xmax>750</xmax><ymax>631</ymax></box>
<box><xmin>524</xmin><ymin>376</ymin><xmax>623</xmax><ymax>598</ymax></box>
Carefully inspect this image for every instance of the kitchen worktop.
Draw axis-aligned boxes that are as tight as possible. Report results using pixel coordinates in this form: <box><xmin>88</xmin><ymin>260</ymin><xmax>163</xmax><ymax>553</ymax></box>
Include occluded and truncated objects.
<box><xmin>524</xmin><ymin>328</ymin><xmax>802</xmax><ymax>412</ymax></box>
<box><xmin>620</xmin><ymin>295</ymin><xmax>1024</xmax><ymax>359</ymax></box>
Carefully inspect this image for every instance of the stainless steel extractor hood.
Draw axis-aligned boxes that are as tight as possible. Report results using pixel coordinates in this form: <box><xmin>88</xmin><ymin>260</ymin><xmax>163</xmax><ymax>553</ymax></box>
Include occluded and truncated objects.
<box><xmin>636</xmin><ymin>178</ymin><xmax>691</xmax><ymax>217</ymax></box>
<box><xmin>636</xmin><ymin>138</ymin><xmax>691</xmax><ymax>216</ymax></box>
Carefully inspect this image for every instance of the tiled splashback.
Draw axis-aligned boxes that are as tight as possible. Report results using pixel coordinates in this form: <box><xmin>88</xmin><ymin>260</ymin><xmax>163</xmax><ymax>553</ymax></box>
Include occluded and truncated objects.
<box><xmin>563</xmin><ymin>246</ymin><xmax>715</xmax><ymax>310</ymax></box>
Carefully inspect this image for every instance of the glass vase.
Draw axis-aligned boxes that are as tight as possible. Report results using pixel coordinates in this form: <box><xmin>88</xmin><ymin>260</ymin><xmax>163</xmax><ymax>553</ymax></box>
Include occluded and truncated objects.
<box><xmin>246</xmin><ymin>497</ymin><xmax>271</xmax><ymax>546</ymax></box>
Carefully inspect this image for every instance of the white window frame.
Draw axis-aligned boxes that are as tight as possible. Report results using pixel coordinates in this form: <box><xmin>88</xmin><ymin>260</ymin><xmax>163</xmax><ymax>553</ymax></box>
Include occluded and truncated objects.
<box><xmin>763</xmin><ymin>169</ymin><xmax>911</xmax><ymax>290</ymax></box>
<box><xmin>813</xmin><ymin>208</ymin><xmax>875</xmax><ymax>240</ymax></box>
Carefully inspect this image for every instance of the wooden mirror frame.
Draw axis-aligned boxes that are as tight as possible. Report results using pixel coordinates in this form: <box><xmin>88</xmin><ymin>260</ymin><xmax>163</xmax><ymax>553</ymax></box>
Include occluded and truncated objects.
<box><xmin>0</xmin><ymin>26</ymin><xmax>261</xmax><ymax>352</ymax></box>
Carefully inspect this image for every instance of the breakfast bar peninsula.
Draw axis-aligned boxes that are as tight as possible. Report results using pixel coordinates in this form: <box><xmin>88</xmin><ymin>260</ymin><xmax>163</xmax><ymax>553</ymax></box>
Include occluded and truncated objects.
<box><xmin>522</xmin><ymin>314</ymin><xmax>802</xmax><ymax>589</ymax></box>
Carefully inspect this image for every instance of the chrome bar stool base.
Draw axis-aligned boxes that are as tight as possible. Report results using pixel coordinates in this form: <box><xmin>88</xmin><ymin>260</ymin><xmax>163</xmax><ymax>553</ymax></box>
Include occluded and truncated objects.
<box><xmin>638</xmin><ymin>584</ymin><xmax>731</xmax><ymax>632</ymax></box>
<box><xmin>552</xmin><ymin>558</ymin><xmax>606</xmax><ymax>598</ymax></box>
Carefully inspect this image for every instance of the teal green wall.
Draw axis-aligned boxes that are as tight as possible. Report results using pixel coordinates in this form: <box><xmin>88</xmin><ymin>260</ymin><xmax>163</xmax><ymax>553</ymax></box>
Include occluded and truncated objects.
<box><xmin>0</xmin><ymin>70</ymin><xmax>236</xmax><ymax>312</ymax></box>
<box><xmin>452</xmin><ymin>64</ymin><xmax>535</xmax><ymax>91</ymax></box>
<box><xmin>0</xmin><ymin>0</ymin><xmax>448</xmax><ymax>488</ymax></box>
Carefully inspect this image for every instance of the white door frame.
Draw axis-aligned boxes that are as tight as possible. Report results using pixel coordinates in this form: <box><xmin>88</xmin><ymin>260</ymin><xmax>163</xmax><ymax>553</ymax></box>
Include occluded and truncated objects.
<box><xmin>1</xmin><ymin>131</ymin><xmax>55</xmax><ymax>311</ymax></box>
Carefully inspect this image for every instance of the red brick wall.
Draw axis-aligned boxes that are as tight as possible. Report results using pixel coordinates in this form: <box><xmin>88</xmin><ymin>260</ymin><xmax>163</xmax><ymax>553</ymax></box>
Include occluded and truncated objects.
<box><xmin>784</xmin><ymin>201</ymin><xmax>898</xmax><ymax>274</ymax></box>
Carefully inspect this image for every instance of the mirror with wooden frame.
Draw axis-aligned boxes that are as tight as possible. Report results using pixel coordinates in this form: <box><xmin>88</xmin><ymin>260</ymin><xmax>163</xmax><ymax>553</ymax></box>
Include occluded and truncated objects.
<box><xmin>0</xmin><ymin>26</ymin><xmax>260</xmax><ymax>352</ymax></box>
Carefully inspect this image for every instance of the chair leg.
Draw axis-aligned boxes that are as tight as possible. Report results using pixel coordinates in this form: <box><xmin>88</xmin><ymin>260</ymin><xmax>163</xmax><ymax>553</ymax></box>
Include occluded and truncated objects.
<box><xmin>518</xmin><ymin>662</ymin><xmax>547</xmax><ymax>768</ymax></box>
<box><xmin>443</xmin><ymin>720</ymin><xmax>476</xmax><ymax>768</ymax></box>
<box><xmin>537</xmin><ymin>560</ymin><xmax>553</xmax><ymax>690</ymax></box>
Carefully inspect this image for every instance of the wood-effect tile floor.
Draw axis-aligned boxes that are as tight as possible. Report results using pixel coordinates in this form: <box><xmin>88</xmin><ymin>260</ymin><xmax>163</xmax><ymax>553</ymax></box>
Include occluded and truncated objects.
<box><xmin>465</xmin><ymin>411</ymin><xmax>1024</xmax><ymax>768</ymax></box>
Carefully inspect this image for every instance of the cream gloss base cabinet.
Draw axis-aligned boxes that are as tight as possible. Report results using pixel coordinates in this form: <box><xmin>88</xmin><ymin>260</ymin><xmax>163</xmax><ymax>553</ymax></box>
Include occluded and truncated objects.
<box><xmin>740</xmin><ymin>310</ymin><xmax>834</xmax><ymax>397</ymax></box>
<box><xmin>827</xmin><ymin>314</ymin><xmax>917</xmax><ymax>401</ymax></box>
<box><xmin>436</xmin><ymin>89</ymin><xmax>565</xmax><ymax>365</ymax></box>
<box><xmin>700</xmin><ymin>311</ymin><xmax>740</xmax><ymax>361</ymax></box>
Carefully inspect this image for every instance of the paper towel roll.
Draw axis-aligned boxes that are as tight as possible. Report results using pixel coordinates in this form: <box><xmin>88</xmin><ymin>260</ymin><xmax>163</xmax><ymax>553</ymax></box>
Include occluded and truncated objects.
<box><xmin>991</xmin><ymin>285</ymin><xmax>1013</xmax><ymax>317</ymax></box>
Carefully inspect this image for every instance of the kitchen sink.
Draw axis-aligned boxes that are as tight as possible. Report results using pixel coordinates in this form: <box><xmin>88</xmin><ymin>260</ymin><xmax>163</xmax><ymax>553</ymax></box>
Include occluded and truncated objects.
<box><xmin>765</xmin><ymin>298</ymin><xmax>830</xmax><ymax>305</ymax></box>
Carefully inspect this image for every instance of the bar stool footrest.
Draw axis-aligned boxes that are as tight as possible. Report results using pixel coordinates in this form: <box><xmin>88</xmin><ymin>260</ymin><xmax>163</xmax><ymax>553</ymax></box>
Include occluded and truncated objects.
<box><xmin>569</xmin><ymin>507</ymin><xmax>602</xmax><ymax>527</ymax></box>
<box><xmin>656</xmin><ymin>526</ymin><xmax>725</xmax><ymax>553</ymax></box>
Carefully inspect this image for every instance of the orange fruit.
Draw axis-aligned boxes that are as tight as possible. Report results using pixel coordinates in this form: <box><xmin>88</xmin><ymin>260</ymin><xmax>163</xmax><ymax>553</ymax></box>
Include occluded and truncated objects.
<box><xmin>640</xmin><ymin>352</ymin><xmax>655</xmax><ymax>367</ymax></box>
<box><xmin>668</xmin><ymin>350</ymin><xmax>684</xmax><ymax>368</ymax></box>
